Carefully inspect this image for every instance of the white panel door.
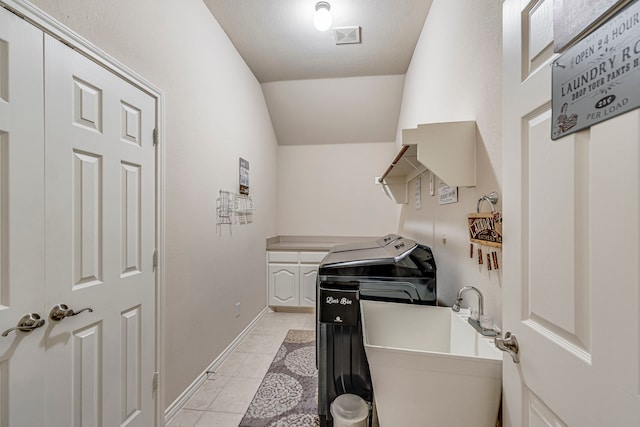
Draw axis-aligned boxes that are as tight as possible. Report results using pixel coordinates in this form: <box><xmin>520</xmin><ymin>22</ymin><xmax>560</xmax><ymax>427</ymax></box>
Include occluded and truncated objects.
<box><xmin>43</xmin><ymin>34</ymin><xmax>157</xmax><ymax>427</ymax></box>
<box><xmin>502</xmin><ymin>0</ymin><xmax>640</xmax><ymax>425</ymax></box>
<box><xmin>0</xmin><ymin>8</ymin><xmax>46</xmax><ymax>426</ymax></box>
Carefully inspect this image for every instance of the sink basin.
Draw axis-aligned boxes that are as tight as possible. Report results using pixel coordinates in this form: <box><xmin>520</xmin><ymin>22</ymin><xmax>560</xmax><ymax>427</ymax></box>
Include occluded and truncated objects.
<box><xmin>361</xmin><ymin>300</ymin><xmax>502</xmax><ymax>427</ymax></box>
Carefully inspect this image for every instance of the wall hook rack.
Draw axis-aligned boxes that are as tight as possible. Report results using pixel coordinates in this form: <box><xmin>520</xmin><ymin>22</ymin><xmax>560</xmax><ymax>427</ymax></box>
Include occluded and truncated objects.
<box><xmin>216</xmin><ymin>189</ymin><xmax>255</xmax><ymax>235</ymax></box>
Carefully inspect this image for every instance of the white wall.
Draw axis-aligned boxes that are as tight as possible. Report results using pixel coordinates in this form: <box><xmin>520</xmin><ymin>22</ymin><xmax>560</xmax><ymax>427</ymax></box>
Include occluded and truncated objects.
<box><xmin>278</xmin><ymin>142</ymin><xmax>400</xmax><ymax>236</ymax></box>
<box><xmin>396</xmin><ymin>0</ymin><xmax>503</xmax><ymax>324</ymax></box>
<box><xmin>31</xmin><ymin>0</ymin><xmax>279</xmax><ymax>407</ymax></box>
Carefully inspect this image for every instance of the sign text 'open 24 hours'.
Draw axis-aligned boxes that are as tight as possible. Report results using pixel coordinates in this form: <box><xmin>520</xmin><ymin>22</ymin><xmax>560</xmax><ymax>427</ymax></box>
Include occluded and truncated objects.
<box><xmin>552</xmin><ymin>0</ymin><xmax>640</xmax><ymax>140</ymax></box>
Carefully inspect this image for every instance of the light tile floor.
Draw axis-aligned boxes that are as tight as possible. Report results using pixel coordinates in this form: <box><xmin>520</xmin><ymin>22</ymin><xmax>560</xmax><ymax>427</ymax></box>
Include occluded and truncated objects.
<box><xmin>167</xmin><ymin>310</ymin><xmax>316</xmax><ymax>427</ymax></box>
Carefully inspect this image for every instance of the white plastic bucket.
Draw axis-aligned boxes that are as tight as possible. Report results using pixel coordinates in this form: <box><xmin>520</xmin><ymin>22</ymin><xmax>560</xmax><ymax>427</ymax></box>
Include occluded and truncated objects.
<box><xmin>330</xmin><ymin>393</ymin><xmax>369</xmax><ymax>427</ymax></box>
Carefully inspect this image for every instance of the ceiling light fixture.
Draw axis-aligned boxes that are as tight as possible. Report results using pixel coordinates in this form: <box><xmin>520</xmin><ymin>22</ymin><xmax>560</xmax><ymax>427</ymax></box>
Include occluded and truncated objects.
<box><xmin>314</xmin><ymin>1</ymin><xmax>332</xmax><ymax>31</ymax></box>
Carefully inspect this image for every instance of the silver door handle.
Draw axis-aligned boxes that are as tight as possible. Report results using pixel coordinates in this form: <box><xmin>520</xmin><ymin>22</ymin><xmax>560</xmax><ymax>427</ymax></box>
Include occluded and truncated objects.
<box><xmin>495</xmin><ymin>331</ymin><xmax>520</xmax><ymax>363</ymax></box>
<box><xmin>2</xmin><ymin>313</ymin><xmax>46</xmax><ymax>337</ymax></box>
<box><xmin>49</xmin><ymin>304</ymin><xmax>93</xmax><ymax>321</ymax></box>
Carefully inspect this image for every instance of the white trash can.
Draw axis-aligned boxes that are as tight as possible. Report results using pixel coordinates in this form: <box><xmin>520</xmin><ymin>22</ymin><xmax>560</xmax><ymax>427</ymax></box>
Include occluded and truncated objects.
<box><xmin>330</xmin><ymin>393</ymin><xmax>369</xmax><ymax>427</ymax></box>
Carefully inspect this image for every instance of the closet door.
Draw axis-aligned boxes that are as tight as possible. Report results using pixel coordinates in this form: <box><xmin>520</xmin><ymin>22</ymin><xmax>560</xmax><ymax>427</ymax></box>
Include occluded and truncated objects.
<box><xmin>43</xmin><ymin>35</ymin><xmax>157</xmax><ymax>426</ymax></box>
<box><xmin>0</xmin><ymin>7</ymin><xmax>46</xmax><ymax>426</ymax></box>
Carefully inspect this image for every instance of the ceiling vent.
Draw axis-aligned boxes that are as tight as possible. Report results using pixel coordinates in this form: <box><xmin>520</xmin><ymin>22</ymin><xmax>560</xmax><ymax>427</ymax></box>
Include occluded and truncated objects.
<box><xmin>333</xmin><ymin>26</ymin><xmax>361</xmax><ymax>45</ymax></box>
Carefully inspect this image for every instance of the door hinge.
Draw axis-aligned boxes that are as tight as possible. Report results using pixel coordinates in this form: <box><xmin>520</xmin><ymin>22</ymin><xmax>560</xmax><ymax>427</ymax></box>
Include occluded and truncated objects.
<box><xmin>153</xmin><ymin>249</ymin><xmax>158</xmax><ymax>270</ymax></box>
<box><xmin>153</xmin><ymin>371</ymin><xmax>159</xmax><ymax>391</ymax></box>
<box><xmin>153</xmin><ymin>128</ymin><xmax>158</xmax><ymax>146</ymax></box>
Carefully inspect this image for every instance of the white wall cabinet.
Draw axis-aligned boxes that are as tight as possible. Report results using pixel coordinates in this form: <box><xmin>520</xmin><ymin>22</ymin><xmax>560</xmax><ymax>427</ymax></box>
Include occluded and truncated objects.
<box><xmin>267</xmin><ymin>251</ymin><xmax>327</xmax><ymax>308</ymax></box>
<box><xmin>379</xmin><ymin>122</ymin><xmax>477</xmax><ymax>203</ymax></box>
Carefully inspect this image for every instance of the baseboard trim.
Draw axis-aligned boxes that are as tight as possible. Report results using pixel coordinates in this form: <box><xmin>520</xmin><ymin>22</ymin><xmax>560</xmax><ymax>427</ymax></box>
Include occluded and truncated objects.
<box><xmin>163</xmin><ymin>307</ymin><xmax>270</xmax><ymax>425</ymax></box>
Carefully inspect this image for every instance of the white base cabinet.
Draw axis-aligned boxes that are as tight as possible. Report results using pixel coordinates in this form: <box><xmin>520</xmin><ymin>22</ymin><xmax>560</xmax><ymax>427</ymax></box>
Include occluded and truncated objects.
<box><xmin>300</xmin><ymin>265</ymin><xmax>319</xmax><ymax>307</ymax></box>
<box><xmin>268</xmin><ymin>264</ymin><xmax>299</xmax><ymax>307</ymax></box>
<box><xmin>267</xmin><ymin>251</ymin><xmax>327</xmax><ymax>308</ymax></box>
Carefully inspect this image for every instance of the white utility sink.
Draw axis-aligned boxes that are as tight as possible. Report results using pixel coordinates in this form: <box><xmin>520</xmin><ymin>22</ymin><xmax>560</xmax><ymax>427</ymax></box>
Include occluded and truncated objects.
<box><xmin>361</xmin><ymin>300</ymin><xmax>502</xmax><ymax>427</ymax></box>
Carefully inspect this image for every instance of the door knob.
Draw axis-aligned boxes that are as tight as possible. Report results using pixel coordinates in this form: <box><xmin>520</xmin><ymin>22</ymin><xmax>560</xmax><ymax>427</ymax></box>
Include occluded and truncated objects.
<box><xmin>495</xmin><ymin>331</ymin><xmax>520</xmax><ymax>363</ymax></box>
<box><xmin>49</xmin><ymin>304</ymin><xmax>93</xmax><ymax>321</ymax></box>
<box><xmin>2</xmin><ymin>313</ymin><xmax>46</xmax><ymax>337</ymax></box>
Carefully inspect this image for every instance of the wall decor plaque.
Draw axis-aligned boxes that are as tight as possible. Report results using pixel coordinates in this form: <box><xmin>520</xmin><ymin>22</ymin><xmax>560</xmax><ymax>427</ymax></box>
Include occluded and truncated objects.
<box><xmin>551</xmin><ymin>0</ymin><xmax>640</xmax><ymax>140</ymax></box>
<box><xmin>438</xmin><ymin>186</ymin><xmax>458</xmax><ymax>205</ymax></box>
<box><xmin>467</xmin><ymin>212</ymin><xmax>503</xmax><ymax>248</ymax></box>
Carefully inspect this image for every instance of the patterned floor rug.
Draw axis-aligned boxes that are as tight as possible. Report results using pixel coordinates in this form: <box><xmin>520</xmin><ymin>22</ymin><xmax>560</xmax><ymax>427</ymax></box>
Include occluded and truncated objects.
<box><xmin>239</xmin><ymin>329</ymin><xmax>319</xmax><ymax>427</ymax></box>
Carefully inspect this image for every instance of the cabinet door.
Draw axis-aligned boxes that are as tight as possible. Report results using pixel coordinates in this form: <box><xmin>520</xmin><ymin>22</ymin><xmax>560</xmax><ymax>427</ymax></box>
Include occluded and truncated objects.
<box><xmin>300</xmin><ymin>265</ymin><xmax>319</xmax><ymax>307</ymax></box>
<box><xmin>268</xmin><ymin>264</ymin><xmax>299</xmax><ymax>307</ymax></box>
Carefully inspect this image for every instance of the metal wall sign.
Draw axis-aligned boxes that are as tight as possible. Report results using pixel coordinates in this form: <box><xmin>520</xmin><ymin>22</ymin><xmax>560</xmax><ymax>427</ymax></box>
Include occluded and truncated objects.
<box><xmin>551</xmin><ymin>0</ymin><xmax>640</xmax><ymax>140</ymax></box>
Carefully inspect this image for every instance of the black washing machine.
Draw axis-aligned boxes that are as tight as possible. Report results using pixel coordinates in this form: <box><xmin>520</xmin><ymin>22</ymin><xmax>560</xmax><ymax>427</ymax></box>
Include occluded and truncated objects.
<box><xmin>316</xmin><ymin>236</ymin><xmax>437</xmax><ymax>426</ymax></box>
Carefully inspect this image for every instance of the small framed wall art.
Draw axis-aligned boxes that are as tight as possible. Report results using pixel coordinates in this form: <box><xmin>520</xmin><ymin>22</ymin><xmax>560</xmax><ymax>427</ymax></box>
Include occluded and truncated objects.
<box><xmin>239</xmin><ymin>157</ymin><xmax>249</xmax><ymax>195</ymax></box>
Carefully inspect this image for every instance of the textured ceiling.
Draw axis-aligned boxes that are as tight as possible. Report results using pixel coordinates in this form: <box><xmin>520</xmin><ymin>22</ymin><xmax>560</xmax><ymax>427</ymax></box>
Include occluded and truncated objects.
<box><xmin>203</xmin><ymin>0</ymin><xmax>433</xmax><ymax>83</ymax></box>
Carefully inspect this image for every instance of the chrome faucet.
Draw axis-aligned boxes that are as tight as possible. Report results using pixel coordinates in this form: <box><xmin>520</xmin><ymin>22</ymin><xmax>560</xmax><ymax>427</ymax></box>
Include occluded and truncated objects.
<box><xmin>452</xmin><ymin>286</ymin><xmax>484</xmax><ymax>315</ymax></box>
<box><xmin>452</xmin><ymin>286</ymin><xmax>496</xmax><ymax>337</ymax></box>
